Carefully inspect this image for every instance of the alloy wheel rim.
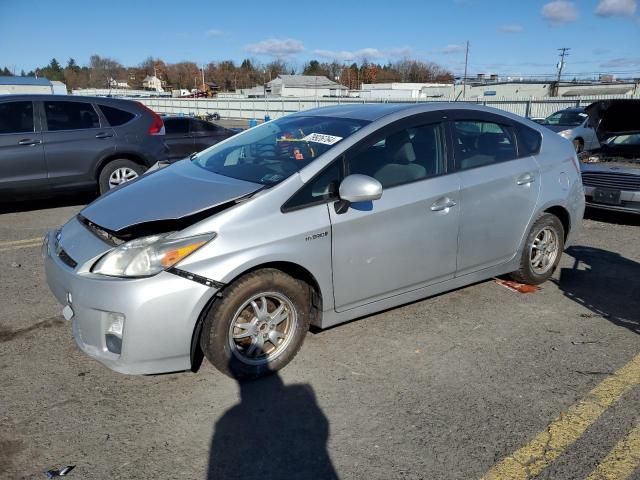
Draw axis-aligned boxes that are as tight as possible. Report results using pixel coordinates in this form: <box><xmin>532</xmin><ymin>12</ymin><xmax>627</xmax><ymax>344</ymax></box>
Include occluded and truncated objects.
<box><xmin>108</xmin><ymin>167</ymin><xmax>139</xmax><ymax>188</ymax></box>
<box><xmin>228</xmin><ymin>292</ymin><xmax>298</xmax><ymax>366</ymax></box>
<box><xmin>530</xmin><ymin>226</ymin><xmax>559</xmax><ymax>275</ymax></box>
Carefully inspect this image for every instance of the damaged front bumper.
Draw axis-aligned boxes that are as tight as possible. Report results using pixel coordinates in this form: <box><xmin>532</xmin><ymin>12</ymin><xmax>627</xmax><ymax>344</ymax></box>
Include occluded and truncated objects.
<box><xmin>43</xmin><ymin>219</ymin><xmax>219</xmax><ymax>374</ymax></box>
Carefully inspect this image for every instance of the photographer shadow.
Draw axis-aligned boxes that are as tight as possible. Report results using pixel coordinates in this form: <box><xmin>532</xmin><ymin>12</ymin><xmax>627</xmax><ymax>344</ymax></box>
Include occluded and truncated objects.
<box><xmin>554</xmin><ymin>245</ymin><xmax>640</xmax><ymax>334</ymax></box>
<box><xmin>207</xmin><ymin>370</ymin><xmax>338</xmax><ymax>480</ymax></box>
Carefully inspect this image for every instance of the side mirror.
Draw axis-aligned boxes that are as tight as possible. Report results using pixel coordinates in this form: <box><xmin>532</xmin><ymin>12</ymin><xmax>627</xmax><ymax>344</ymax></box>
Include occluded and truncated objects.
<box><xmin>335</xmin><ymin>174</ymin><xmax>382</xmax><ymax>213</ymax></box>
<box><xmin>339</xmin><ymin>174</ymin><xmax>383</xmax><ymax>203</ymax></box>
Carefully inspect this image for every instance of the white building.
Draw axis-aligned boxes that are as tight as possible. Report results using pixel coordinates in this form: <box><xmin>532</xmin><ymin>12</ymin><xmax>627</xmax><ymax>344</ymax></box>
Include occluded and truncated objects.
<box><xmin>360</xmin><ymin>82</ymin><xmax>455</xmax><ymax>99</ymax></box>
<box><xmin>109</xmin><ymin>78</ymin><xmax>129</xmax><ymax>89</ymax></box>
<box><xmin>142</xmin><ymin>75</ymin><xmax>164</xmax><ymax>92</ymax></box>
<box><xmin>0</xmin><ymin>76</ymin><xmax>67</xmax><ymax>95</ymax></box>
<box><xmin>266</xmin><ymin>75</ymin><xmax>348</xmax><ymax>97</ymax></box>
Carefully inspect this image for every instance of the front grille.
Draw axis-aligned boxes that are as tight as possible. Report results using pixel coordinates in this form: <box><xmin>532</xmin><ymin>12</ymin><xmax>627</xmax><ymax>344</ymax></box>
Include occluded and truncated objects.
<box><xmin>581</xmin><ymin>172</ymin><xmax>640</xmax><ymax>191</ymax></box>
<box><xmin>58</xmin><ymin>249</ymin><xmax>78</xmax><ymax>268</ymax></box>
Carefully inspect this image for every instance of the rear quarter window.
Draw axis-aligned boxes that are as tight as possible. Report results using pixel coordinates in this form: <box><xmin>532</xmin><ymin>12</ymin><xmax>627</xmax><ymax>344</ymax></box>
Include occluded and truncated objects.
<box><xmin>99</xmin><ymin>105</ymin><xmax>135</xmax><ymax>126</ymax></box>
<box><xmin>515</xmin><ymin>123</ymin><xmax>543</xmax><ymax>157</ymax></box>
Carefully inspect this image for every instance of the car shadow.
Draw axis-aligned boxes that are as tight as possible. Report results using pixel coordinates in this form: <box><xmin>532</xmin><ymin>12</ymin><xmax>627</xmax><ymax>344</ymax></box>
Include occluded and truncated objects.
<box><xmin>584</xmin><ymin>207</ymin><xmax>640</xmax><ymax>226</ymax></box>
<box><xmin>553</xmin><ymin>245</ymin><xmax>640</xmax><ymax>335</ymax></box>
<box><xmin>0</xmin><ymin>192</ymin><xmax>96</xmax><ymax>214</ymax></box>
<box><xmin>207</xmin><ymin>369</ymin><xmax>339</xmax><ymax>480</ymax></box>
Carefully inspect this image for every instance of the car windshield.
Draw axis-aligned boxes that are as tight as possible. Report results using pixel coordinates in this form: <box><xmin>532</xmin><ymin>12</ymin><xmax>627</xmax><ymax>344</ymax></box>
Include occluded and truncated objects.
<box><xmin>192</xmin><ymin>115</ymin><xmax>369</xmax><ymax>185</ymax></box>
<box><xmin>543</xmin><ymin>110</ymin><xmax>587</xmax><ymax>127</ymax></box>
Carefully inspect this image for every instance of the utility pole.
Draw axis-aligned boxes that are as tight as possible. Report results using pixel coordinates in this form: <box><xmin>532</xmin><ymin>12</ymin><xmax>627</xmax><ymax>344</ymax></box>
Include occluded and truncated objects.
<box><xmin>555</xmin><ymin>47</ymin><xmax>570</xmax><ymax>96</ymax></box>
<box><xmin>463</xmin><ymin>40</ymin><xmax>469</xmax><ymax>99</ymax></box>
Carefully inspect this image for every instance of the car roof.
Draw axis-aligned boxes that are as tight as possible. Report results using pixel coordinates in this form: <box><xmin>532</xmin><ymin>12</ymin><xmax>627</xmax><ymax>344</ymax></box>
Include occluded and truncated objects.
<box><xmin>556</xmin><ymin>107</ymin><xmax>585</xmax><ymax>113</ymax></box>
<box><xmin>0</xmin><ymin>94</ymin><xmax>143</xmax><ymax>108</ymax></box>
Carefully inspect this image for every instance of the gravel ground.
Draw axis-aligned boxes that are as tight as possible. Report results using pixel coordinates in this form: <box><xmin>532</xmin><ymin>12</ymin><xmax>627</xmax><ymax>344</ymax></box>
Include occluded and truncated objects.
<box><xmin>0</xmin><ymin>198</ymin><xmax>638</xmax><ymax>480</ymax></box>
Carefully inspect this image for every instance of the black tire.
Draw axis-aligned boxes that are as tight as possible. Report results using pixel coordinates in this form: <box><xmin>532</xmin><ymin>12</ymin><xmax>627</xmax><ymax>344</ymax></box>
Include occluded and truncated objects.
<box><xmin>200</xmin><ymin>269</ymin><xmax>311</xmax><ymax>379</ymax></box>
<box><xmin>98</xmin><ymin>159</ymin><xmax>145</xmax><ymax>195</ymax></box>
<box><xmin>510</xmin><ymin>213</ymin><xmax>565</xmax><ymax>285</ymax></box>
<box><xmin>573</xmin><ymin>138</ymin><xmax>584</xmax><ymax>153</ymax></box>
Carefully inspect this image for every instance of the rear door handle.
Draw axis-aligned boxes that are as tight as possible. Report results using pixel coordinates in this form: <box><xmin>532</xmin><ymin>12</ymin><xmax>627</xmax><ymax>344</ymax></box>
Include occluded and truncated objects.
<box><xmin>516</xmin><ymin>174</ymin><xmax>535</xmax><ymax>186</ymax></box>
<box><xmin>430</xmin><ymin>198</ymin><xmax>457</xmax><ymax>212</ymax></box>
<box><xmin>18</xmin><ymin>138</ymin><xmax>42</xmax><ymax>146</ymax></box>
<box><xmin>95</xmin><ymin>132</ymin><xmax>114</xmax><ymax>139</ymax></box>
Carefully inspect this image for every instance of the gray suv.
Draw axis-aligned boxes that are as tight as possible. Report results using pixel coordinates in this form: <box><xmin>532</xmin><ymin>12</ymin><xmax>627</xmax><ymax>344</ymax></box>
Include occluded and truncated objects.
<box><xmin>0</xmin><ymin>95</ymin><xmax>168</xmax><ymax>197</ymax></box>
<box><xmin>45</xmin><ymin>104</ymin><xmax>585</xmax><ymax>379</ymax></box>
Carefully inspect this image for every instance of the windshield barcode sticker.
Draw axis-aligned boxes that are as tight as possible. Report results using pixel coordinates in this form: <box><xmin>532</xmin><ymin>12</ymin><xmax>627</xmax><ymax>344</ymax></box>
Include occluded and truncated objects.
<box><xmin>302</xmin><ymin>133</ymin><xmax>343</xmax><ymax>145</ymax></box>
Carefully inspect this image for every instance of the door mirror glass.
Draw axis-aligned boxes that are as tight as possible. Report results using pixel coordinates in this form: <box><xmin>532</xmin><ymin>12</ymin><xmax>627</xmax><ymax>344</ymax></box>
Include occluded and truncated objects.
<box><xmin>338</xmin><ymin>174</ymin><xmax>383</xmax><ymax>203</ymax></box>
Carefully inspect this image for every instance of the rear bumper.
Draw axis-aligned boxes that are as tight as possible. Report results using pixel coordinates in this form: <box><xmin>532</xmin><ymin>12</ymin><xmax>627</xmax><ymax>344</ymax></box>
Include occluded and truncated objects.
<box><xmin>583</xmin><ymin>185</ymin><xmax>640</xmax><ymax>214</ymax></box>
<box><xmin>44</xmin><ymin>229</ymin><xmax>216</xmax><ymax>374</ymax></box>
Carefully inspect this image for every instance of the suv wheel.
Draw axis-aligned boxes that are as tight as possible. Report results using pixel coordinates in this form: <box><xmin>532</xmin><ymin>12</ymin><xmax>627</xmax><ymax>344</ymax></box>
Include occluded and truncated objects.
<box><xmin>510</xmin><ymin>213</ymin><xmax>565</xmax><ymax>285</ymax></box>
<box><xmin>201</xmin><ymin>269</ymin><xmax>311</xmax><ymax>379</ymax></box>
<box><xmin>98</xmin><ymin>159</ymin><xmax>144</xmax><ymax>194</ymax></box>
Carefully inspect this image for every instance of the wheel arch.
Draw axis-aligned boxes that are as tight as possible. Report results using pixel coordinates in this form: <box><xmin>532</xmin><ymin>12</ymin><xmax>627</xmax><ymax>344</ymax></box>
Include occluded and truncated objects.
<box><xmin>544</xmin><ymin>205</ymin><xmax>571</xmax><ymax>241</ymax></box>
<box><xmin>95</xmin><ymin>152</ymin><xmax>147</xmax><ymax>180</ymax></box>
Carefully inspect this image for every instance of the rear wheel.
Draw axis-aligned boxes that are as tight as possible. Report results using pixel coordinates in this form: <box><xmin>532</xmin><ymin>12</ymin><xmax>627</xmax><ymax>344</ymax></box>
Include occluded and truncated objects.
<box><xmin>98</xmin><ymin>159</ymin><xmax>144</xmax><ymax>194</ymax></box>
<box><xmin>510</xmin><ymin>213</ymin><xmax>565</xmax><ymax>285</ymax></box>
<box><xmin>200</xmin><ymin>269</ymin><xmax>311</xmax><ymax>379</ymax></box>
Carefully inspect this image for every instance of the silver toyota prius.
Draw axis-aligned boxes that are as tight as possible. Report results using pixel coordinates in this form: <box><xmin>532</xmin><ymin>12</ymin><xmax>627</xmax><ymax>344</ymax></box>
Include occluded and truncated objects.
<box><xmin>44</xmin><ymin>104</ymin><xmax>585</xmax><ymax>379</ymax></box>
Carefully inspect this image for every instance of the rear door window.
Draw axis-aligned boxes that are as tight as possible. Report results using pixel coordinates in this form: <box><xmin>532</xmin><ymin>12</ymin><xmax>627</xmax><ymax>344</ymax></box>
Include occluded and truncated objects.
<box><xmin>0</xmin><ymin>101</ymin><xmax>34</xmax><ymax>134</ymax></box>
<box><xmin>164</xmin><ymin>118</ymin><xmax>190</xmax><ymax>135</ymax></box>
<box><xmin>453</xmin><ymin>120</ymin><xmax>517</xmax><ymax>170</ymax></box>
<box><xmin>99</xmin><ymin>105</ymin><xmax>135</xmax><ymax>126</ymax></box>
<box><xmin>44</xmin><ymin>101</ymin><xmax>100</xmax><ymax>131</ymax></box>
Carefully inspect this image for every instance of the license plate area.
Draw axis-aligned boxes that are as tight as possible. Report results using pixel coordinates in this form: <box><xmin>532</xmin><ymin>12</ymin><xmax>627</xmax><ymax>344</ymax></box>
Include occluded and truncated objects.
<box><xmin>593</xmin><ymin>188</ymin><xmax>621</xmax><ymax>205</ymax></box>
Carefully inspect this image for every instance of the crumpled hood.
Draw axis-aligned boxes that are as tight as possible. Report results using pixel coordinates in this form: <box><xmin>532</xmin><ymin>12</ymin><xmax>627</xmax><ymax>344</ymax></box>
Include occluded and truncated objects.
<box><xmin>585</xmin><ymin>99</ymin><xmax>640</xmax><ymax>142</ymax></box>
<box><xmin>81</xmin><ymin>160</ymin><xmax>262</xmax><ymax>234</ymax></box>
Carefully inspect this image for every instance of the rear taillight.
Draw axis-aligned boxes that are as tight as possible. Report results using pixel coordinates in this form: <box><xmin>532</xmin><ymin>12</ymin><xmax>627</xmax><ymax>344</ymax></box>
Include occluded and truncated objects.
<box><xmin>139</xmin><ymin>103</ymin><xmax>165</xmax><ymax>136</ymax></box>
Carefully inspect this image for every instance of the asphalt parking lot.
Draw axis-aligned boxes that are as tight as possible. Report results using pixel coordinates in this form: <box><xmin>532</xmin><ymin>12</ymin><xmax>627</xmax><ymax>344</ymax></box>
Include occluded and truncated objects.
<box><xmin>0</xmin><ymin>198</ymin><xmax>639</xmax><ymax>480</ymax></box>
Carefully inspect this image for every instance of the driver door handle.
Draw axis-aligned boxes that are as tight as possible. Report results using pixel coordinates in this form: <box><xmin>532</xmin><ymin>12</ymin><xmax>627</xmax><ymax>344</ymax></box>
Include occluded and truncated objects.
<box><xmin>95</xmin><ymin>132</ymin><xmax>114</xmax><ymax>139</ymax></box>
<box><xmin>18</xmin><ymin>138</ymin><xmax>42</xmax><ymax>146</ymax></box>
<box><xmin>430</xmin><ymin>198</ymin><xmax>457</xmax><ymax>212</ymax></box>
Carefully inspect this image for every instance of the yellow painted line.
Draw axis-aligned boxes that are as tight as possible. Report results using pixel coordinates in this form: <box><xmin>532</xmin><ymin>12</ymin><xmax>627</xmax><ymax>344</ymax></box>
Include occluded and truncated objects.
<box><xmin>482</xmin><ymin>353</ymin><xmax>640</xmax><ymax>480</ymax></box>
<box><xmin>586</xmin><ymin>423</ymin><xmax>640</xmax><ymax>480</ymax></box>
<box><xmin>0</xmin><ymin>241</ymin><xmax>42</xmax><ymax>253</ymax></box>
<box><xmin>0</xmin><ymin>237</ymin><xmax>42</xmax><ymax>247</ymax></box>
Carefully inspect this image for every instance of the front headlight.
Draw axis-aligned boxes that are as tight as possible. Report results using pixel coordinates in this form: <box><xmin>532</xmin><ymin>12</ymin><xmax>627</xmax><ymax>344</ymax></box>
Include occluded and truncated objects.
<box><xmin>558</xmin><ymin>130</ymin><xmax>572</xmax><ymax>138</ymax></box>
<box><xmin>92</xmin><ymin>232</ymin><xmax>216</xmax><ymax>277</ymax></box>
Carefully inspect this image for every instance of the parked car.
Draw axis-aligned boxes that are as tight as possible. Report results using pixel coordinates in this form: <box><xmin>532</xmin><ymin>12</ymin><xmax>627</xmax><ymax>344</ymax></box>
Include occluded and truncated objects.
<box><xmin>579</xmin><ymin>99</ymin><xmax>640</xmax><ymax>214</ymax></box>
<box><xmin>539</xmin><ymin>107</ymin><xmax>599</xmax><ymax>153</ymax></box>
<box><xmin>45</xmin><ymin>104</ymin><xmax>584</xmax><ymax>379</ymax></box>
<box><xmin>163</xmin><ymin>116</ymin><xmax>235</xmax><ymax>161</ymax></box>
<box><xmin>0</xmin><ymin>94</ymin><xmax>167</xmax><ymax>197</ymax></box>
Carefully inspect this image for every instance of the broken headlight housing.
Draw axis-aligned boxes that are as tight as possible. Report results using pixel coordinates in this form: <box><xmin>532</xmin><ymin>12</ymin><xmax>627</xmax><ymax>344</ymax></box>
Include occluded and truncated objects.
<box><xmin>92</xmin><ymin>232</ymin><xmax>215</xmax><ymax>277</ymax></box>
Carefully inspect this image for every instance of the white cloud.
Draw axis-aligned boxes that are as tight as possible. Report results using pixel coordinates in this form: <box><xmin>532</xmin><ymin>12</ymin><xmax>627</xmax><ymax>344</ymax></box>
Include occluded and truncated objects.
<box><xmin>245</xmin><ymin>38</ymin><xmax>304</xmax><ymax>57</ymax></box>
<box><xmin>499</xmin><ymin>24</ymin><xmax>524</xmax><ymax>33</ymax></box>
<box><xmin>439</xmin><ymin>44</ymin><xmax>466</xmax><ymax>54</ymax></box>
<box><xmin>542</xmin><ymin>1</ymin><xmax>578</xmax><ymax>24</ymax></box>
<box><xmin>595</xmin><ymin>0</ymin><xmax>637</xmax><ymax>17</ymax></box>
<box><xmin>600</xmin><ymin>57</ymin><xmax>640</xmax><ymax>67</ymax></box>
<box><xmin>205</xmin><ymin>29</ymin><xmax>224</xmax><ymax>37</ymax></box>
<box><xmin>313</xmin><ymin>47</ymin><xmax>411</xmax><ymax>61</ymax></box>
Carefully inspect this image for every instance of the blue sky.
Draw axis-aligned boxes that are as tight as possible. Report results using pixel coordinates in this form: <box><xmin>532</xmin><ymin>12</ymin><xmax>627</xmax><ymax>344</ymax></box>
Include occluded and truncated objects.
<box><xmin>1</xmin><ymin>0</ymin><xmax>639</xmax><ymax>79</ymax></box>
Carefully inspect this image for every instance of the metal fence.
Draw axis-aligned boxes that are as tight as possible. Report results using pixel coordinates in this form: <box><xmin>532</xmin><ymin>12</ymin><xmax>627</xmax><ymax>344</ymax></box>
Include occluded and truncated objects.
<box><xmin>84</xmin><ymin>93</ymin><xmax>639</xmax><ymax>123</ymax></box>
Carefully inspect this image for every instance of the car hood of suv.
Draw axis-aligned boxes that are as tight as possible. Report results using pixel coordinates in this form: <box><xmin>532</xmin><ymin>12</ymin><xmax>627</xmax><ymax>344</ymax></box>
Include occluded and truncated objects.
<box><xmin>585</xmin><ymin>99</ymin><xmax>640</xmax><ymax>142</ymax></box>
<box><xmin>80</xmin><ymin>160</ymin><xmax>263</xmax><ymax>238</ymax></box>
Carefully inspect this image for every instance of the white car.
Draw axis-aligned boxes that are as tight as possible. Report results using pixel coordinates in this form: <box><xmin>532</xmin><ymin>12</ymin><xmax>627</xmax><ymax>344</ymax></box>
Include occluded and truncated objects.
<box><xmin>540</xmin><ymin>107</ymin><xmax>599</xmax><ymax>153</ymax></box>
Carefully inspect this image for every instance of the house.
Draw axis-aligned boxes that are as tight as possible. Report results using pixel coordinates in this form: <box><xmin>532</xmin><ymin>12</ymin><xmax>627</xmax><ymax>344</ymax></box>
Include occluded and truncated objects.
<box><xmin>266</xmin><ymin>75</ymin><xmax>348</xmax><ymax>97</ymax></box>
<box><xmin>142</xmin><ymin>75</ymin><xmax>165</xmax><ymax>92</ymax></box>
<box><xmin>109</xmin><ymin>78</ymin><xmax>130</xmax><ymax>89</ymax></box>
<box><xmin>0</xmin><ymin>76</ymin><xmax>67</xmax><ymax>95</ymax></box>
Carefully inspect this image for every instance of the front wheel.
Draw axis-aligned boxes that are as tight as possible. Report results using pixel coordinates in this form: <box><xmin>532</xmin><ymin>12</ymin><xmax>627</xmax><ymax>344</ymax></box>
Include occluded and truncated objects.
<box><xmin>200</xmin><ymin>269</ymin><xmax>311</xmax><ymax>379</ymax></box>
<box><xmin>510</xmin><ymin>213</ymin><xmax>565</xmax><ymax>285</ymax></box>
